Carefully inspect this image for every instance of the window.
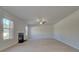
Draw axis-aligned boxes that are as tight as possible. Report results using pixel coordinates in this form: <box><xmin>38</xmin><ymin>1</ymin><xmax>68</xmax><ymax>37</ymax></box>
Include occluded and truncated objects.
<box><xmin>3</xmin><ymin>18</ymin><xmax>14</xmax><ymax>40</ymax></box>
<box><xmin>25</xmin><ymin>26</ymin><xmax>28</xmax><ymax>36</ymax></box>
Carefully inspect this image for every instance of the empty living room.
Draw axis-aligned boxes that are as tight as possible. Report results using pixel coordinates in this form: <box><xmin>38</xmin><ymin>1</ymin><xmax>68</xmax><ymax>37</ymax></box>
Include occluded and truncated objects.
<box><xmin>0</xmin><ymin>6</ymin><xmax>79</xmax><ymax>52</ymax></box>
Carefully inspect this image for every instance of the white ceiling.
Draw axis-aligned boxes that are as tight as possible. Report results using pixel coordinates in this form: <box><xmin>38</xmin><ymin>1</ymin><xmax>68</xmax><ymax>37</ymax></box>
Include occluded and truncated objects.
<box><xmin>2</xmin><ymin>6</ymin><xmax>79</xmax><ymax>25</ymax></box>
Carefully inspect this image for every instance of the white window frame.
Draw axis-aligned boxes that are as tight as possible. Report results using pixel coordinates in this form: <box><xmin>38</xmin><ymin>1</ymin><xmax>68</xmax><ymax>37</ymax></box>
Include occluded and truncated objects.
<box><xmin>3</xmin><ymin>18</ymin><xmax>14</xmax><ymax>40</ymax></box>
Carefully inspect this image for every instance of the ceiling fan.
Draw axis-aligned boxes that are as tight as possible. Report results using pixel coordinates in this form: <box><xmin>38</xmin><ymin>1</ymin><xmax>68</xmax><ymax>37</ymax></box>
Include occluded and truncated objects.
<box><xmin>36</xmin><ymin>17</ymin><xmax>47</xmax><ymax>24</ymax></box>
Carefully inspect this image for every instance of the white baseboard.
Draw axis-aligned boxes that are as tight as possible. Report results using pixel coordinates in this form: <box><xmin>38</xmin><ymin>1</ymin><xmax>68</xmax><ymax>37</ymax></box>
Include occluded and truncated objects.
<box><xmin>54</xmin><ymin>36</ymin><xmax>79</xmax><ymax>50</ymax></box>
<box><xmin>0</xmin><ymin>41</ymin><xmax>18</xmax><ymax>52</ymax></box>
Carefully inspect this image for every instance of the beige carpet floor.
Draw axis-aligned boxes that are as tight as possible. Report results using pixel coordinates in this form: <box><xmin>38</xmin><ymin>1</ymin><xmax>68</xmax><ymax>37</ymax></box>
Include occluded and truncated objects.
<box><xmin>3</xmin><ymin>39</ymin><xmax>79</xmax><ymax>52</ymax></box>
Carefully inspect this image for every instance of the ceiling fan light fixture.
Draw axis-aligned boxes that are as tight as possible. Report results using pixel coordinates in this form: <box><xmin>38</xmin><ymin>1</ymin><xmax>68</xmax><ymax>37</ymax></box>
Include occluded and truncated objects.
<box><xmin>36</xmin><ymin>17</ymin><xmax>47</xmax><ymax>25</ymax></box>
<box><xmin>40</xmin><ymin>22</ymin><xmax>43</xmax><ymax>24</ymax></box>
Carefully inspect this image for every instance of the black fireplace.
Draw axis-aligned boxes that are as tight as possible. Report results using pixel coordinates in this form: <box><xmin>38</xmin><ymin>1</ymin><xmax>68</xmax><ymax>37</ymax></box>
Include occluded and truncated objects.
<box><xmin>18</xmin><ymin>33</ymin><xmax>24</xmax><ymax>43</ymax></box>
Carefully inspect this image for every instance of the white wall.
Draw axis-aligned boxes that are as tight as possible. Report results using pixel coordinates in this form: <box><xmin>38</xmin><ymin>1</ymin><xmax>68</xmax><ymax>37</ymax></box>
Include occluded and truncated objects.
<box><xmin>54</xmin><ymin>9</ymin><xmax>79</xmax><ymax>49</ymax></box>
<box><xmin>0</xmin><ymin>8</ymin><xmax>26</xmax><ymax>51</ymax></box>
<box><xmin>30</xmin><ymin>25</ymin><xmax>53</xmax><ymax>40</ymax></box>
